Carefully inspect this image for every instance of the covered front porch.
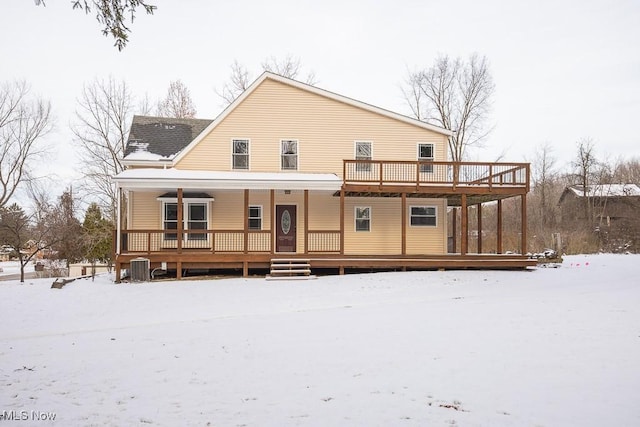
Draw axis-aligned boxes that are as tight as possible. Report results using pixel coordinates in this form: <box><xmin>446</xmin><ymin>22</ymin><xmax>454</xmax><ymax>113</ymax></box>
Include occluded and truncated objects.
<box><xmin>113</xmin><ymin>161</ymin><xmax>535</xmax><ymax>281</ymax></box>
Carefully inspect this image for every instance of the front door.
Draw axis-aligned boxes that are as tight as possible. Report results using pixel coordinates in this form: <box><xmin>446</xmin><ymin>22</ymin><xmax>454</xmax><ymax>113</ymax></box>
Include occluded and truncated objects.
<box><xmin>276</xmin><ymin>205</ymin><xmax>296</xmax><ymax>253</ymax></box>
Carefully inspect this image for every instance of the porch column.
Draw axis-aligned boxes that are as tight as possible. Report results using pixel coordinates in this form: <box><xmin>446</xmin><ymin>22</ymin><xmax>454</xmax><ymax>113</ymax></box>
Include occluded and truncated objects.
<box><xmin>340</xmin><ymin>189</ymin><xmax>345</xmax><ymax>255</ymax></box>
<box><xmin>115</xmin><ymin>184</ymin><xmax>122</xmax><ymax>283</ymax></box>
<box><xmin>177</xmin><ymin>188</ymin><xmax>183</xmax><ymax>280</ymax></box>
<box><xmin>461</xmin><ymin>194</ymin><xmax>468</xmax><ymax>255</ymax></box>
<box><xmin>244</xmin><ymin>189</ymin><xmax>249</xmax><ymax>255</ymax></box>
<box><xmin>451</xmin><ymin>207</ymin><xmax>457</xmax><ymax>253</ymax></box>
<box><xmin>497</xmin><ymin>199</ymin><xmax>503</xmax><ymax>254</ymax></box>
<box><xmin>401</xmin><ymin>193</ymin><xmax>406</xmax><ymax>255</ymax></box>
<box><xmin>304</xmin><ymin>190</ymin><xmax>309</xmax><ymax>254</ymax></box>
<box><xmin>477</xmin><ymin>203</ymin><xmax>483</xmax><ymax>254</ymax></box>
<box><xmin>270</xmin><ymin>190</ymin><xmax>275</xmax><ymax>254</ymax></box>
<box><xmin>521</xmin><ymin>194</ymin><xmax>527</xmax><ymax>255</ymax></box>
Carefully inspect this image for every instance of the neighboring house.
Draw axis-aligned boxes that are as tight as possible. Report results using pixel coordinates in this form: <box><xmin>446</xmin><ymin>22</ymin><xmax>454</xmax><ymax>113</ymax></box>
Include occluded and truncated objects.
<box><xmin>558</xmin><ymin>184</ymin><xmax>640</xmax><ymax>248</ymax></box>
<box><xmin>113</xmin><ymin>72</ymin><xmax>533</xmax><ymax>280</ymax></box>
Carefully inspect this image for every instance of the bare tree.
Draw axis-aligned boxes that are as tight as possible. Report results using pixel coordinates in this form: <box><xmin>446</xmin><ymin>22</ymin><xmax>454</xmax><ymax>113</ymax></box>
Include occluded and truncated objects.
<box><xmin>216</xmin><ymin>56</ymin><xmax>317</xmax><ymax>105</ymax></box>
<box><xmin>72</xmin><ymin>76</ymin><xmax>132</xmax><ymax>221</ymax></box>
<box><xmin>531</xmin><ymin>143</ymin><xmax>558</xmax><ymax>228</ymax></box>
<box><xmin>572</xmin><ymin>138</ymin><xmax>598</xmax><ymax>226</ymax></box>
<box><xmin>0</xmin><ymin>80</ymin><xmax>52</xmax><ymax>209</ymax></box>
<box><xmin>35</xmin><ymin>0</ymin><xmax>156</xmax><ymax>50</ymax></box>
<box><xmin>402</xmin><ymin>54</ymin><xmax>495</xmax><ymax>162</ymax></box>
<box><xmin>156</xmin><ymin>80</ymin><xmax>197</xmax><ymax>118</ymax></box>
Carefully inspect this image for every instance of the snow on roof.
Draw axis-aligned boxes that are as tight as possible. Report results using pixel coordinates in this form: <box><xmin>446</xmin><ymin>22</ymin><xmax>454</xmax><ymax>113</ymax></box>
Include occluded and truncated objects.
<box><xmin>113</xmin><ymin>168</ymin><xmax>342</xmax><ymax>191</ymax></box>
<box><xmin>568</xmin><ymin>184</ymin><xmax>640</xmax><ymax>197</ymax></box>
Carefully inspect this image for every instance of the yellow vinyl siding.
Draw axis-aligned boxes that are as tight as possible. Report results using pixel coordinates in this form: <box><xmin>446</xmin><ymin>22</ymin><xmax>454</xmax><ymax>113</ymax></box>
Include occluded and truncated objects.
<box><xmin>405</xmin><ymin>200</ymin><xmax>448</xmax><ymax>254</ymax></box>
<box><xmin>129</xmin><ymin>192</ymin><xmax>160</xmax><ymax>229</ymax></box>
<box><xmin>344</xmin><ymin>198</ymin><xmax>401</xmax><ymax>255</ymax></box>
<box><xmin>176</xmin><ymin>79</ymin><xmax>448</xmax><ymax>173</ymax></box>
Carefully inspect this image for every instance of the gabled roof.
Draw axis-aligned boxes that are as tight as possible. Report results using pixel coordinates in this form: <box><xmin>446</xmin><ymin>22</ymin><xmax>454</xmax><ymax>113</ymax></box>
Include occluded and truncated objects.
<box><xmin>123</xmin><ymin>116</ymin><xmax>213</xmax><ymax>164</ymax></box>
<box><xmin>171</xmin><ymin>72</ymin><xmax>454</xmax><ymax>164</ymax></box>
<box><xmin>560</xmin><ymin>184</ymin><xmax>640</xmax><ymax>201</ymax></box>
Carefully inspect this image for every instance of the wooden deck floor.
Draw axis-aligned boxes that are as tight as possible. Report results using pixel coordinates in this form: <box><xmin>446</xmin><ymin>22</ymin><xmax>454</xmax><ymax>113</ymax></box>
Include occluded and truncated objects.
<box><xmin>115</xmin><ymin>253</ymin><xmax>536</xmax><ymax>281</ymax></box>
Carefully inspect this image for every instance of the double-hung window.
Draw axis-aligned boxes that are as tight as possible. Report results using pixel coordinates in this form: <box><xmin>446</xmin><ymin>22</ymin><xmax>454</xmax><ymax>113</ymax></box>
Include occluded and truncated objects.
<box><xmin>281</xmin><ymin>139</ymin><xmax>298</xmax><ymax>170</ymax></box>
<box><xmin>410</xmin><ymin>206</ymin><xmax>437</xmax><ymax>226</ymax></box>
<box><xmin>248</xmin><ymin>206</ymin><xmax>262</xmax><ymax>230</ymax></box>
<box><xmin>355</xmin><ymin>141</ymin><xmax>372</xmax><ymax>172</ymax></box>
<box><xmin>355</xmin><ymin>207</ymin><xmax>371</xmax><ymax>232</ymax></box>
<box><xmin>162</xmin><ymin>201</ymin><xmax>209</xmax><ymax>241</ymax></box>
<box><xmin>418</xmin><ymin>143</ymin><xmax>434</xmax><ymax>173</ymax></box>
<box><xmin>232</xmin><ymin>139</ymin><xmax>249</xmax><ymax>170</ymax></box>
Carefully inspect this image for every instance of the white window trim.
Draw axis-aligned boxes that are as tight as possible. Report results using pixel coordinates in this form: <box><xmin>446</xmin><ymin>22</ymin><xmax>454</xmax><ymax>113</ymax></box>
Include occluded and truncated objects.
<box><xmin>280</xmin><ymin>139</ymin><xmax>299</xmax><ymax>171</ymax></box>
<box><xmin>160</xmin><ymin>201</ymin><xmax>210</xmax><ymax>240</ymax></box>
<box><xmin>354</xmin><ymin>206</ymin><xmax>371</xmax><ymax>232</ymax></box>
<box><xmin>417</xmin><ymin>142</ymin><xmax>435</xmax><ymax>173</ymax></box>
<box><xmin>409</xmin><ymin>205</ymin><xmax>437</xmax><ymax>227</ymax></box>
<box><xmin>248</xmin><ymin>204</ymin><xmax>263</xmax><ymax>230</ymax></box>
<box><xmin>354</xmin><ymin>140</ymin><xmax>373</xmax><ymax>172</ymax></box>
<box><xmin>231</xmin><ymin>138</ymin><xmax>251</xmax><ymax>170</ymax></box>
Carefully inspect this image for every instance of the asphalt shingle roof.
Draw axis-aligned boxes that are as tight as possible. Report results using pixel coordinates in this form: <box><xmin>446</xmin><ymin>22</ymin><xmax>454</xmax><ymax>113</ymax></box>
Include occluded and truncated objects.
<box><xmin>124</xmin><ymin>115</ymin><xmax>213</xmax><ymax>158</ymax></box>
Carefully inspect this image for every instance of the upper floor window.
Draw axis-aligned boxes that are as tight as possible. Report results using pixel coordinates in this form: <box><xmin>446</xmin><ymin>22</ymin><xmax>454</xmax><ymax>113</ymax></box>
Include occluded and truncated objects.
<box><xmin>355</xmin><ymin>206</ymin><xmax>371</xmax><ymax>232</ymax></box>
<box><xmin>248</xmin><ymin>205</ymin><xmax>262</xmax><ymax>230</ymax></box>
<box><xmin>232</xmin><ymin>139</ymin><xmax>249</xmax><ymax>170</ymax></box>
<box><xmin>355</xmin><ymin>141</ymin><xmax>372</xmax><ymax>172</ymax></box>
<box><xmin>410</xmin><ymin>206</ymin><xmax>437</xmax><ymax>226</ymax></box>
<box><xmin>418</xmin><ymin>143</ymin><xmax>434</xmax><ymax>173</ymax></box>
<box><xmin>281</xmin><ymin>139</ymin><xmax>298</xmax><ymax>170</ymax></box>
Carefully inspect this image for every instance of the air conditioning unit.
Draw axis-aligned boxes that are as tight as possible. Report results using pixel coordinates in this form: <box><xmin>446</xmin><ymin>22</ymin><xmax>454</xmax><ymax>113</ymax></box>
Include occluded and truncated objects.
<box><xmin>130</xmin><ymin>257</ymin><xmax>150</xmax><ymax>282</ymax></box>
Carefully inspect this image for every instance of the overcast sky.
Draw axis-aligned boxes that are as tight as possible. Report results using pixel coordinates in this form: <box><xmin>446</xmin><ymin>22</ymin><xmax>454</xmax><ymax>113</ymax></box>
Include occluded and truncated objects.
<box><xmin>1</xmin><ymin>0</ymin><xmax>638</xmax><ymax>195</ymax></box>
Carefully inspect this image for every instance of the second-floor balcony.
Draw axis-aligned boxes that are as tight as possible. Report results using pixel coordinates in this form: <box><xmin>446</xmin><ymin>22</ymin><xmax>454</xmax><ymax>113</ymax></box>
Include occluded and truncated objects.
<box><xmin>342</xmin><ymin>160</ymin><xmax>530</xmax><ymax>200</ymax></box>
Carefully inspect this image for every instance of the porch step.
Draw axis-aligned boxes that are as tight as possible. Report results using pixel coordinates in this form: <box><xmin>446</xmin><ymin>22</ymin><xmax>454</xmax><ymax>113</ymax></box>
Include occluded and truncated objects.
<box><xmin>266</xmin><ymin>259</ymin><xmax>316</xmax><ymax>280</ymax></box>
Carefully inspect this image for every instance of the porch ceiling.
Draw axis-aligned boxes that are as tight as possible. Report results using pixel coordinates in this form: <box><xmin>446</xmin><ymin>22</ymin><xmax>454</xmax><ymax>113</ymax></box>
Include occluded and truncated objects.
<box><xmin>336</xmin><ymin>190</ymin><xmax>518</xmax><ymax>205</ymax></box>
<box><xmin>113</xmin><ymin>168</ymin><xmax>343</xmax><ymax>192</ymax></box>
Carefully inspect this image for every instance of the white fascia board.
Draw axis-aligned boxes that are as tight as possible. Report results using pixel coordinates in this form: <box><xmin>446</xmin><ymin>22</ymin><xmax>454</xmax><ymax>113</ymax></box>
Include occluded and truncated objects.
<box><xmin>112</xmin><ymin>170</ymin><xmax>342</xmax><ymax>192</ymax></box>
<box><xmin>122</xmin><ymin>159</ymin><xmax>173</xmax><ymax>167</ymax></box>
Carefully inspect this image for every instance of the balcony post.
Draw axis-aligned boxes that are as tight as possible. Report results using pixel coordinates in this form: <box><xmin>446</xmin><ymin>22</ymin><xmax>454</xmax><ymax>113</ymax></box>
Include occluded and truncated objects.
<box><xmin>244</xmin><ymin>189</ymin><xmax>249</xmax><ymax>254</ymax></box>
<box><xmin>340</xmin><ymin>188</ymin><xmax>345</xmax><ymax>255</ymax></box>
<box><xmin>521</xmin><ymin>194</ymin><xmax>527</xmax><ymax>255</ymax></box>
<box><xmin>461</xmin><ymin>194</ymin><xmax>468</xmax><ymax>255</ymax></box>
<box><xmin>477</xmin><ymin>203</ymin><xmax>483</xmax><ymax>254</ymax></box>
<box><xmin>270</xmin><ymin>189</ymin><xmax>275</xmax><ymax>254</ymax></box>
<box><xmin>401</xmin><ymin>193</ymin><xmax>406</xmax><ymax>255</ymax></box>
<box><xmin>497</xmin><ymin>199</ymin><xmax>503</xmax><ymax>254</ymax></box>
<box><xmin>304</xmin><ymin>190</ymin><xmax>309</xmax><ymax>254</ymax></box>
<box><xmin>451</xmin><ymin>207</ymin><xmax>457</xmax><ymax>253</ymax></box>
<box><xmin>177</xmin><ymin>188</ymin><xmax>183</xmax><ymax>255</ymax></box>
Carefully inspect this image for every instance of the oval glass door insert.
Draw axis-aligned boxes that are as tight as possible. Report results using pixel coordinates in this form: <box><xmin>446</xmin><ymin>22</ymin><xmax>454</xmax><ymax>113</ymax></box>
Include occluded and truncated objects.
<box><xmin>281</xmin><ymin>210</ymin><xmax>291</xmax><ymax>235</ymax></box>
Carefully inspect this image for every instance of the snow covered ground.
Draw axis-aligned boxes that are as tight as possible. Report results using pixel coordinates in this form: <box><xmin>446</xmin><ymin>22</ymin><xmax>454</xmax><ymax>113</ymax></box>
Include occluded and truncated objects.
<box><xmin>1</xmin><ymin>254</ymin><xmax>639</xmax><ymax>426</ymax></box>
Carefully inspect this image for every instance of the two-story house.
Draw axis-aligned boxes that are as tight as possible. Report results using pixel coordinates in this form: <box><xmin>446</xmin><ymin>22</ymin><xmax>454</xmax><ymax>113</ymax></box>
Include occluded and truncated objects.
<box><xmin>112</xmin><ymin>72</ymin><xmax>533</xmax><ymax>281</ymax></box>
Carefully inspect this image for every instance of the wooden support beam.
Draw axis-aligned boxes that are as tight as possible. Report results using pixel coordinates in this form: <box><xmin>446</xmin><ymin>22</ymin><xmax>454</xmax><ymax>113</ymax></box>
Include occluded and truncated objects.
<box><xmin>304</xmin><ymin>190</ymin><xmax>309</xmax><ymax>254</ymax></box>
<box><xmin>521</xmin><ymin>194</ymin><xmax>527</xmax><ymax>255</ymax></box>
<box><xmin>451</xmin><ymin>207</ymin><xmax>457</xmax><ymax>253</ymax></box>
<box><xmin>477</xmin><ymin>203</ymin><xmax>483</xmax><ymax>254</ymax></box>
<box><xmin>244</xmin><ymin>189</ymin><xmax>249</xmax><ymax>254</ymax></box>
<box><xmin>243</xmin><ymin>261</ymin><xmax>248</xmax><ymax>277</ymax></box>
<box><xmin>401</xmin><ymin>193</ymin><xmax>406</xmax><ymax>255</ymax></box>
<box><xmin>461</xmin><ymin>194</ymin><xmax>468</xmax><ymax>255</ymax></box>
<box><xmin>177</xmin><ymin>188</ymin><xmax>183</xmax><ymax>254</ymax></box>
<box><xmin>270</xmin><ymin>189</ymin><xmax>275</xmax><ymax>254</ymax></box>
<box><xmin>340</xmin><ymin>189</ymin><xmax>345</xmax><ymax>255</ymax></box>
<box><xmin>176</xmin><ymin>261</ymin><xmax>182</xmax><ymax>280</ymax></box>
<box><xmin>497</xmin><ymin>199</ymin><xmax>503</xmax><ymax>254</ymax></box>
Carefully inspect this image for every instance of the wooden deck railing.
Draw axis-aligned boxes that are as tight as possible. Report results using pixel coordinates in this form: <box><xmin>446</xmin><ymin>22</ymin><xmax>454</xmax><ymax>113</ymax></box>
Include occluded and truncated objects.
<box><xmin>344</xmin><ymin>160</ymin><xmax>529</xmax><ymax>191</ymax></box>
<box><xmin>118</xmin><ymin>229</ymin><xmax>341</xmax><ymax>254</ymax></box>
